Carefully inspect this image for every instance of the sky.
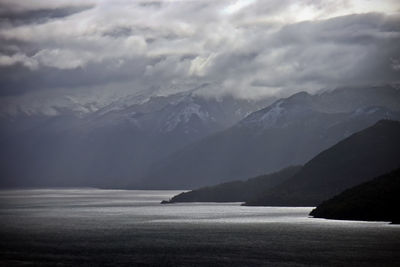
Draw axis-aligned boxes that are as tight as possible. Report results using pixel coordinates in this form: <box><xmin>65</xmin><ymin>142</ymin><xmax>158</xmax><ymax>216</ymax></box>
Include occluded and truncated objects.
<box><xmin>0</xmin><ymin>0</ymin><xmax>400</xmax><ymax>115</ymax></box>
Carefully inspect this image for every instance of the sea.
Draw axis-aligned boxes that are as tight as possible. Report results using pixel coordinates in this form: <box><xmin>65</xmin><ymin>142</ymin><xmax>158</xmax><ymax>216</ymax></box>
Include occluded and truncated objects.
<box><xmin>0</xmin><ymin>189</ymin><xmax>399</xmax><ymax>266</ymax></box>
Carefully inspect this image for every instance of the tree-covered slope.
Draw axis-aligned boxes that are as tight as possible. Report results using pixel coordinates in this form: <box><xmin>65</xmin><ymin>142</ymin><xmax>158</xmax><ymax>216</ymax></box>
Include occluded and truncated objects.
<box><xmin>245</xmin><ymin>120</ymin><xmax>400</xmax><ymax>206</ymax></box>
<box><xmin>309</xmin><ymin>168</ymin><xmax>400</xmax><ymax>224</ymax></box>
<box><xmin>162</xmin><ymin>166</ymin><xmax>301</xmax><ymax>203</ymax></box>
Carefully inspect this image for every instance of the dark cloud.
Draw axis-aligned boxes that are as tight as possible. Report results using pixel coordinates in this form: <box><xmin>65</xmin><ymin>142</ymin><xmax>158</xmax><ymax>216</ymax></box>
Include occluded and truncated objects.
<box><xmin>0</xmin><ymin>56</ymin><xmax>161</xmax><ymax>96</ymax></box>
<box><xmin>0</xmin><ymin>5</ymin><xmax>94</xmax><ymax>27</ymax></box>
<box><xmin>138</xmin><ymin>1</ymin><xmax>163</xmax><ymax>8</ymax></box>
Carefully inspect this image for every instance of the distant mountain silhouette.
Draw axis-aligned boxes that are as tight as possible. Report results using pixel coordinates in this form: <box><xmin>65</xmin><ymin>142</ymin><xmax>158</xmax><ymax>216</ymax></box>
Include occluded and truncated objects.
<box><xmin>162</xmin><ymin>166</ymin><xmax>301</xmax><ymax>203</ymax></box>
<box><xmin>1</xmin><ymin>85</ymin><xmax>399</xmax><ymax>189</ymax></box>
<box><xmin>146</xmin><ymin>86</ymin><xmax>400</xmax><ymax>189</ymax></box>
<box><xmin>245</xmin><ymin>120</ymin><xmax>400</xmax><ymax>206</ymax></box>
<box><xmin>309</xmin><ymin>168</ymin><xmax>400</xmax><ymax>224</ymax></box>
<box><xmin>0</xmin><ymin>93</ymin><xmax>269</xmax><ymax>188</ymax></box>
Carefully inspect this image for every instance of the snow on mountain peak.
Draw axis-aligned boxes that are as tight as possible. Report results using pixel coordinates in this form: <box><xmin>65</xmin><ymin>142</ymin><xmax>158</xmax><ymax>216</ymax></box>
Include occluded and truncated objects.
<box><xmin>239</xmin><ymin>100</ymin><xmax>286</xmax><ymax>129</ymax></box>
<box><xmin>259</xmin><ymin>101</ymin><xmax>285</xmax><ymax>125</ymax></box>
<box><xmin>163</xmin><ymin>102</ymin><xmax>211</xmax><ymax>132</ymax></box>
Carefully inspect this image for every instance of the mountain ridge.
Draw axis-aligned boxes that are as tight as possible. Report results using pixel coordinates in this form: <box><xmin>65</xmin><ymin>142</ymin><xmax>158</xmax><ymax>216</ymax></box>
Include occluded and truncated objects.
<box><xmin>0</xmin><ymin>92</ymin><xmax>272</xmax><ymax>188</ymax></box>
<box><xmin>163</xmin><ymin>120</ymin><xmax>400</xmax><ymax>208</ymax></box>
<box><xmin>245</xmin><ymin>119</ymin><xmax>400</xmax><ymax>206</ymax></box>
<box><xmin>144</xmin><ymin>85</ymin><xmax>400</xmax><ymax>189</ymax></box>
<box><xmin>162</xmin><ymin>166</ymin><xmax>302</xmax><ymax>203</ymax></box>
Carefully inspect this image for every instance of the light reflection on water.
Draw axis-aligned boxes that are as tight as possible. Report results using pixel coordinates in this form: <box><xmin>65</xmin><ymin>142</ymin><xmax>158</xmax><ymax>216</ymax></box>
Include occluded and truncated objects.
<box><xmin>0</xmin><ymin>189</ymin><xmax>399</xmax><ymax>266</ymax></box>
<box><xmin>0</xmin><ymin>188</ymin><xmax>394</xmax><ymax>226</ymax></box>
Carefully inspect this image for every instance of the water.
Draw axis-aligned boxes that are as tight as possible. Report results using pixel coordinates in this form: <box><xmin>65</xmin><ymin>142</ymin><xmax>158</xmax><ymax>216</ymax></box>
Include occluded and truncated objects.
<box><xmin>0</xmin><ymin>189</ymin><xmax>399</xmax><ymax>266</ymax></box>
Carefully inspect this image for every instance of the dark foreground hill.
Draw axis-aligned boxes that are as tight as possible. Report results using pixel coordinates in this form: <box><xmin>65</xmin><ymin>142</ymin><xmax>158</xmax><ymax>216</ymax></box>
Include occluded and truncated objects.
<box><xmin>162</xmin><ymin>166</ymin><xmax>301</xmax><ymax>203</ymax></box>
<box><xmin>309</xmin><ymin>168</ymin><xmax>400</xmax><ymax>224</ymax></box>
<box><xmin>245</xmin><ymin>120</ymin><xmax>400</xmax><ymax>206</ymax></box>
<box><xmin>165</xmin><ymin>120</ymin><xmax>400</xmax><ymax>206</ymax></box>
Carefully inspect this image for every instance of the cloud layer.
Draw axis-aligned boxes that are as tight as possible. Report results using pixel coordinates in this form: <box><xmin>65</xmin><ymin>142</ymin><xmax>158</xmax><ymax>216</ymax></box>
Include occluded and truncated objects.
<box><xmin>0</xmin><ymin>0</ymin><xmax>400</xmax><ymax>114</ymax></box>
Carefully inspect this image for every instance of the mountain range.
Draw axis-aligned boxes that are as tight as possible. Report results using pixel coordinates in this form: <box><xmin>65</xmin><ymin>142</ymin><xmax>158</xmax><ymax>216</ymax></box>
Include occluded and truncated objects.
<box><xmin>145</xmin><ymin>85</ymin><xmax>400</xmax><ymax>189</ymax></box>
<box><xmin>245</xmin><ymin>120</ymin><xmax>400</xmax><ymax>206</ymax></box>
<box><xmin>0</xmin><ymin>85</ymin><xmax>399</xmax><ymax>189</ymax></box>
<box><xmin>0</xmin><ymin>92</ymin><xmax>271</xmax><ymax>188</ymax></box>
<box><xmin>164</xmin><ymin>120</ymin><xmax>400</xmax><ymax>208</ymax></box>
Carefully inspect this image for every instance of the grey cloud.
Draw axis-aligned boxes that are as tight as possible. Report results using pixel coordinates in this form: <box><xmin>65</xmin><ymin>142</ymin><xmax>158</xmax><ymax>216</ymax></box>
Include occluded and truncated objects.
<box><xmin>138</xmin><ymin>1</ymin><xmax>163</xmax><ymax>8</ymax></box>
<box><xmin>0</xmin><ymin>0</ymin><xmax>399</xmax><ymax>111</ymax></box>
<box><xmin>201</xmin><ymin>12</ymin><xmax>400</xmax><ymax>97</ymax></box>
<box><xmin>0</xmin><ymin>5</ymin><xmax>94</xmax><ymax>27</ymax></box>
<box><xmin>0</xmin><ymin>56</ymin><xmax>155</xmax><ymax>96</ymax></box>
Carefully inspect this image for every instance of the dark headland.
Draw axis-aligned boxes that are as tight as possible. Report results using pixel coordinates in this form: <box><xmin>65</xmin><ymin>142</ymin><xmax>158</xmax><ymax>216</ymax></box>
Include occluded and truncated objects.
<box><xmin>161</xmin><ymin>166</ymin><xmax>301</xmax><ymax>203</ymax></box>
<box><xmin>310</xmin><ymin>168</ymin><xmax>400</xmax><ymax>224</ymax></box>
<box><xmin>162</xmin><ymin>120</ymin><xmax>400</xmax><ymax>212</ymax></box>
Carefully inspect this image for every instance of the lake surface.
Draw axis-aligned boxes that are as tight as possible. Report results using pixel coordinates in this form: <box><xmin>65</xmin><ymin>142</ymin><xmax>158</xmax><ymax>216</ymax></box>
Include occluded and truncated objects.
<box><xmin>0</xmin><ymin>189</ymin><xmax>399</xmax><ymax>266</ymax></box>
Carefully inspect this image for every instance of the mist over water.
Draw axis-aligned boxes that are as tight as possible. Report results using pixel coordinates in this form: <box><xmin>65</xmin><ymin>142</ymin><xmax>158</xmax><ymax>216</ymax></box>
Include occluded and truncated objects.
<box><xmin>1</xmin><ymin>189</ymin><xmax>399</xmax><ymax>266</ymax></box>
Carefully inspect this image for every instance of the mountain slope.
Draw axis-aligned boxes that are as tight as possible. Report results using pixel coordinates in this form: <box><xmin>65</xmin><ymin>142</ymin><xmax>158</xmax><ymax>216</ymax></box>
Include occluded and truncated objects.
<box><xmin>145</xmin><ymin>86</ymin><xmax>400</xmax><ymax>189</ymax></box>
<box><xmin>162</xmin><ymin>166</ymin><xmax>302</xmax><ymax>203</ymax></box>
<box><xmin>0</xmin><ymin>92</ymin><xmax>271</xmax><ymax>188</ymax></box>
<box><xmin>309</xmin><ymin>168</ymin><xmax>400</xmax><ymax>224</ymax></box>
<box><xmin>245</xmin><ymin>120</ymin><xmax>400</xmax><ymax>206</ymax></box>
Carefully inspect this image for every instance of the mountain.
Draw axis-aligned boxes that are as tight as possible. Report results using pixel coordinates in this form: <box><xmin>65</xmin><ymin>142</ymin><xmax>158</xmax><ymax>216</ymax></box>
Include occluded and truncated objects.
<box><xmin>245</xmin><ymin>120</ymin><xmax>400</xmax><ymax>206</ymax></box>
<box><xmin>162</xmin><ymin>166</ymin><xmax>301</xmax><ymax>203</ymax></box>
<box><xmin>0</xmin><ymin>92</ymin><xmax>271</xmax><ymax>188</ymax></box>
<box><xmin>1</xmin><ymin>85</ymin><xmax>399</xmax><ymax>189</ymax></box>
<box><xmin>144</xmin><ymin>85</ymin><xmax>400</xmax><ymax>189</ymax></box>
<box><xmin>309</xmin><ymin>168</ymin><xmax>400</xmax><ymax>224</ymax></box>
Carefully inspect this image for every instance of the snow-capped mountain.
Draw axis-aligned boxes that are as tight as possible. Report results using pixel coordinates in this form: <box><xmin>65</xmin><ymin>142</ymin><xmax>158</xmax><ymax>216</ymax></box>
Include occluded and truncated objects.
<box><xmin>239</xmin><ymin>89</ymin><xmax>398</xmax><ymax>131</ymax></box>
<box><xmin>0</xmin><ymin>91</ymin><xmax>272</xmax><ymax>188</ymax></box>
<box><xmin>2</xmin><ymin>85</ymin><xmax>399</xmax><ymax>189</ymax></box>
<box><xmin>144</xmin><ymin>85</ymin><xmax>400</xmax><ymax>189</ymax></box>
<box><xmin>239</xmin><ymin>92</ymin><xmax>313</xmax><ymax>130</ymax></box>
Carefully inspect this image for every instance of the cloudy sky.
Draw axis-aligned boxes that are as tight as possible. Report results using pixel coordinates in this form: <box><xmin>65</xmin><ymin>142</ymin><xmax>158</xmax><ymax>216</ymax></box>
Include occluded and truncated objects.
<box><xmin>0</xmin><ymin>0</ymin><xmax>399</xmax><ymax>115</ymax></box>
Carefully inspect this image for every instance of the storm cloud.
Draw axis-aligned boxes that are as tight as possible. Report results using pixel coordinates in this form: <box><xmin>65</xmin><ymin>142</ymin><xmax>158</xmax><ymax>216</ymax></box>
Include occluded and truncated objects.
<box><xmin>0</xmin><ymin>0</ymin><xmax>399</xmax><ymax>114</ymax></box>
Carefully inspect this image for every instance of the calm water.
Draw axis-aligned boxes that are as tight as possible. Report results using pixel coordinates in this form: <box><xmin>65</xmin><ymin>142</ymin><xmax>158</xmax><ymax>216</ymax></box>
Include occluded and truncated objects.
<box><xmin>0</xmin><ymin>189</ymin><xmax>399</xmax><ymax>266</ymax></box>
